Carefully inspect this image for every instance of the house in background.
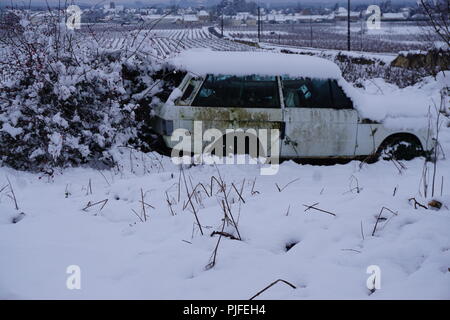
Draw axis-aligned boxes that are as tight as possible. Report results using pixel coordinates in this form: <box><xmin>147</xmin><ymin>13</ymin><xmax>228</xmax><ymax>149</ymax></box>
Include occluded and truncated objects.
<box><xmin>381</xmin><ymin>12</ymin><xmax>409</xmax><ymax>21</ymax></box>
<box><xmin>197</xmin><ymin>10</ymin><xmax>210</xmax><ymax>22</ymax></box>
<box><xmin>335</xmin><ymin>7</ymin><xmax>360</xmax><ymax>21</ymax></box>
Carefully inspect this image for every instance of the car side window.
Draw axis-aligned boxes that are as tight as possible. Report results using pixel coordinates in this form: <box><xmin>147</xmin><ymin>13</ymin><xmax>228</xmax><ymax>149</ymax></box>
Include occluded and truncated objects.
<box><xmin>330</xmin><ymin>80</ymin><xmax>353</xmax><ymax>109</ymax></box>
<box><xmin>192</xmin><ymin>74</ymin><xmax>280</xmax><ymax>108</ymax></box>
<box><xmin>282</xmin><ymin>77</ymin><xmax>333</xmax><ymax>109</ymax></box>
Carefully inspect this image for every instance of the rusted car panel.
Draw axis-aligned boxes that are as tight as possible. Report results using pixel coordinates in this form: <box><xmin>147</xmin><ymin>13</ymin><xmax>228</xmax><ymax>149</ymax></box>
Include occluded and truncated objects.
<box><xmin>282</xmin><ymin>108</ymin><xmax>359</xmax><ymax>157</ymax></box>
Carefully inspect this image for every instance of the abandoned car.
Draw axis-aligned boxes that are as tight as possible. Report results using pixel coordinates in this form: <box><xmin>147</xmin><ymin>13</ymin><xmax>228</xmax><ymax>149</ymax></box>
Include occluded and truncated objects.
<box><xmin>150</xmin><ymin>50</ymin><xmax>434</xmax><ymax>161</ymax></box>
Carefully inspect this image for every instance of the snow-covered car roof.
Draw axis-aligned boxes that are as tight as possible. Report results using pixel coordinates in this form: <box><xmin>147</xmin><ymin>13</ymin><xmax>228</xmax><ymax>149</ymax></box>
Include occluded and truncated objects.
<box><xmin>169</xmin><ymin>49</ymin><xmax>342</xmax><ymax>79</ymax></box>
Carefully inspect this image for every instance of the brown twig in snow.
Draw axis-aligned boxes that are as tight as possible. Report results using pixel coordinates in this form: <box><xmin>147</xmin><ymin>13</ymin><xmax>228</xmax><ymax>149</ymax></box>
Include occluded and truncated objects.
<box><xmin>408</xmin><ymin>197</ymin><xmax>428</xmax><ymax>210</ymax></box>
<box><xmin>222</xmin><ymin>184</ymin><xmax>242</xmax><ymax>241</ymax></box>
<box><xmin>82</xmin><ymin>199</ymin><xmax>108</xmax><ymax>212</ymax></box>
<box><xmin>99</xmin><ymin>171</ymin><xmax>111</xmax><ymax>186</ymax></box>
<box><xmin>210</xmin><ymin>175</ymin><xmax>225</xmax><ymax>195</ymax></box>
<box><xmin>251</xmin><ymin>177</ymin><xmax>260</xmax><ymax>195</ymax></box>
<box><xmin>210</xmin><ymin>230</ymin><xmax>239</xmax><ymax>240</ymax></box>
<box><xmin>0</xmin><ymin>184</ymin><xmax>9</xmax><ymax>195</ymax></box>
<box><xmin>249</xmin><ymin>279</ymin><xmax>297</xmax><ymax>300</ymax></box>
<box><xmin>205</xmin><ymin>201</ymin><xmax>227</xmax><ymax>270</ymax></box>
<box><xmin>182</xmin><ymin>168</ymin><xmax>203</xmax><ymax>236</ymax></box>
<box><xmin>86</xmin><ymin>179</ymin><xmax>92</xmax><ymax>196</ymax></box>
<box><xmin>131</xmin><ymin>208</ymin><xmax>144</xmax><ymax>222</ymax></box>
<box><xmin>360</xmin><ymin>221</ymin><xmax>365</xmax><ymax>241</ymax></box>
<box><xmin>285</xmin><ymin>205</ymin><xmax>291</xmax><ymax>217</ymax></box>
<box><xmin>372</xmin><ymin>206</ymin><xmax>398</xmax><ymax>236</ymax></box>
<box><xmin>141</xmin><ymin>188</ymin><xmax>147</xmax><ymax>222</ymax></box>
<box><xmin>275</xmin><ymin>178</ymin><xmax>300</xmax><ymax>192</ymax></box>
<box><xmin>393</xmin><ymin>185</ymin><xmax>398</xmax><ymax>197</ymax></box>
<box><xmin>231</xmin><ymin>182</ymin><xmax>245</xmax><ymax>203</ymax></box>
<box><xmin>303</xmin><ymin>203</ymin><xmax>336</xmax><ymax>217</ymax></box>
<box><xmin>166</xmin><ymin>191</ymin><xmax>175</xmax><ymax>216</ymax></box>
<box><xmin>6</xmin><ymin>177</ymin><xmax>19</xmax><ymax>210</ymax></box>
<box><xmin>341</xmin><ymin>249</ymin><xmax>362</xmax><ymax>253</ymax></box>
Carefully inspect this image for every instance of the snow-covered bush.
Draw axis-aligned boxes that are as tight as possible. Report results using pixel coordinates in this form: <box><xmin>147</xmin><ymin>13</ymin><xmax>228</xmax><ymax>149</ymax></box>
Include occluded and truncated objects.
<box><xmin>391</xmin><ymin>49</ymin><xmax>450</xmax><ymax>76</ymax></box>
<box><xmin>335</xmin><ymin>53</ymin><xmax>431</xmax><ymax>88</ymax></box>
<box><xmin>279</xmin><ymin>49</ymin><xmax>439</xmax><ymax>88</ymax></box>
<box><xmin>0</xmin><ymin>12</ymin><xmax>165</xmax><ymax>171</ymax></box>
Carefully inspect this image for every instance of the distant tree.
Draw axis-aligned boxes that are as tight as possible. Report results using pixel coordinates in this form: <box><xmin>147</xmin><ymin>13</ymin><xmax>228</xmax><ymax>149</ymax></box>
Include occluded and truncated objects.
<box><xmin>419</xmin><ymin>0</ymin><xmax>450</xmax><ymax>48</ymax></box>
<box><xmin>380</xmin><ymin>0</ymin><xmax>393</xmax><ymax>13</ymax></box>
<box><xmin>215</xmin><ymin>0</ymin><xmax>258</xmax><ymax>15</ymax></box>
<box><xmin>333</xmin><ymin>2</ymin><xmax>339</xmax><ymax>12</ymax></box>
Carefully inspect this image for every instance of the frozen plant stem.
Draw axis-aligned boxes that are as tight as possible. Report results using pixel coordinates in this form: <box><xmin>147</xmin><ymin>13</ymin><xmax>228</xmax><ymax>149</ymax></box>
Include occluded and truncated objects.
<box><xmin>220</xmin><ymin>178</ymin><xmax>242</xmax><ymax>241</ymax></box>
<box><xmin>303</xmin><ymin>203</ymin><xmax>336</xmax><ymax>217</ymax></box>
<box><xmin>182</xmin><ymin>168</ymin><xmax>203</xmax><ymax>236</ymax></box>
<box><xmin>275</xmin><ymin>178</ymin><xmax>300</xmax><ymax>192</ymax></box>
<box><xmin>372</xmin><ymin>207</ymin><xmax>397</xmax><ymax>236</ymax></box>
<box><xmin>6</xmin><ymin>177</ymin><xmax>19</xmax><ymax>210</ymax></box>
<box><xmin>82</xmin><ymin>199</ymin><xmax>108</xmax><ymax>212</ymax></box>
<box><xmin>249</xmin><ymin>279</ymin><xmax>297</xmax><ymax>300</ymax></box>
<box><xmin>408</xmin><ymin>197</ymin><xmax>428</xmax><ymax>210</ymax></box>
<box><xmin>141</xmin><ymin>188</ymin><xmax>146</xmax><ymax>222</ymax></box>
<box><xmin>205</xmin><ymin>201</ymin><xmax>227</xmax><ymax>270</ymax></box>
<box><xmin>86</xmin><ymin>179</ymin><xmax>92</xmax><ymax>196</ymax></box>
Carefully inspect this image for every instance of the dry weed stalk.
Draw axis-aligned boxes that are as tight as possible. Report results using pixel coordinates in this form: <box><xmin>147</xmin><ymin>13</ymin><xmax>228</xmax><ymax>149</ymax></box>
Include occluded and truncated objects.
<box><xmin>82</xmin><ymin>199</ymin><xmax>108</xmax><ymax>212</ymax></box>
<box><xmin>275</xmin><ymin>178</ymin><xmax>300</xmax><ymax>193</ymax></box>
<box><xmin>249</xmin><ymin>279</ymin><xmax>297</xmax><ymax>300</ymax></box>
<box><xmin>372</xmin><ymin>207</ymin><xmax>398</xmax><ymax>236</ymax></box>
<box><xmin>303</xmin><ymin>203</ymin><xmax>336</xmax><ymax>217</ymax></box>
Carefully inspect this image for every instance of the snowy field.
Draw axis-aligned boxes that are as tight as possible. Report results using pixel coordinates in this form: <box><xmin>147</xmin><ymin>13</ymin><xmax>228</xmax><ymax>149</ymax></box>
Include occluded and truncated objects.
<box><xmin>0</xmin><ymin>148</ymin><xmax>449</xmax><ymax>299</ymax></box>
<box><xmin>86</xmin><ymin>21</ymin><xmax>435</xmax><ymax>59</ymax></box>
<box><xmin>0</xmin><ymin>76</ymin><xmax>449</xmax><ymax>300</ymax></box>
<box><xmin>225</xmin><ymin>21</ymin><xmax>437</xmax><ymax>53</ymax></box>
<box><xmin>94</xmin><ymin>27</ymin><xmax>257</xmax><ymax>59</ymax></box>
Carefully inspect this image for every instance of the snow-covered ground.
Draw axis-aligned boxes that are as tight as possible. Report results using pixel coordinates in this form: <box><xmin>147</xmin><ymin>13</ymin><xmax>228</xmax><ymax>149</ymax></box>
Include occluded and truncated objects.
<box><xmin>1</xmin><ymin>147</ymin><xmax>449</xmax><ymax>299</ymax></box>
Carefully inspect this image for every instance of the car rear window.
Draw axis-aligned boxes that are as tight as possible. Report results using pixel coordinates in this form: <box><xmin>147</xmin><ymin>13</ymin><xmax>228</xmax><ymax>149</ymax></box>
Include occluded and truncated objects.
<box><xmin>330</xmin><ymin>80</ymin><xmax>353</xmax><ymax>109</ymax></box>
<box><xmin>192</xmin><ymin>74</ymin><xmax>281</xmax><ymax>108</ymax></box>
<box><xmin>282</xmin><ymin>77</ymin><xmax>353</xmax><ymax>110</ymax></box>
<box><xmin>282</xmin><ymin>77</ymin><xmax>333</xmax><ymax>109</ymax></box>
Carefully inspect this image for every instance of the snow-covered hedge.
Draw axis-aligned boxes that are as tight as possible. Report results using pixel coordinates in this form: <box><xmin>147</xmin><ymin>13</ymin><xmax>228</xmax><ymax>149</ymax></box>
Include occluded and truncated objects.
<box><xmin>0</xmin><ymin>13</ymin><xmax>165</xmax><ymax>171</ymax></box>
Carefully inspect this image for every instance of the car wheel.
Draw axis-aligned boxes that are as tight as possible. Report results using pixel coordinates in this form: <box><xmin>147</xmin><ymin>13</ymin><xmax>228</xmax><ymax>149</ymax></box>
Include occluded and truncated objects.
<box><xmin>377</xmin><ymin>136</ymin><xmax>424</xmax><ymax>161</ymax></box>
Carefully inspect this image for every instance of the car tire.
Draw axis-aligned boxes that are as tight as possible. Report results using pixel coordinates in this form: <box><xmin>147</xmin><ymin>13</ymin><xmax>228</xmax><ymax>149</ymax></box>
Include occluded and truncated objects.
<box><xmin>377</xmin><ymin>135</ymin><xmax>424</xmax><ymax>161</ymax></box>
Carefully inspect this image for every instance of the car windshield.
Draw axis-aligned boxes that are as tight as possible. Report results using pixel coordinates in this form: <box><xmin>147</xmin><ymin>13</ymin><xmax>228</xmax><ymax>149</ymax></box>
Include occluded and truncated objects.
<box><xmin>192</xmin><ymin>74</ymin><xmax>280</xmax><ymax>108</ymax></box>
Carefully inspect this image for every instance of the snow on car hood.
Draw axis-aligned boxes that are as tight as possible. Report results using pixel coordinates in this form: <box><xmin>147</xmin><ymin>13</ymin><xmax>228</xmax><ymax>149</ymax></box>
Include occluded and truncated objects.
<box><xmin>170</xmin><ymin>48</ymin><xmax>342</xmax><ymax>79</ymax></box>
<box><xmin>339</xmin><ymin>71</ymin><xmax>449</xmax><ymax>130</ymax></box>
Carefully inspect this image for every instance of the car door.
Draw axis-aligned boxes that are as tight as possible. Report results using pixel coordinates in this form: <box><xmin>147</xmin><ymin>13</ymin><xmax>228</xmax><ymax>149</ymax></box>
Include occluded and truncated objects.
<box><xmin>281</xmin><ymin>77</ymin><xmax>358</xmax><ymax>158</ymax></box>
<box><xmin>176</xmin><ymin>74</ymin><xmax>284</xmax><ymax>157</ymax></box>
